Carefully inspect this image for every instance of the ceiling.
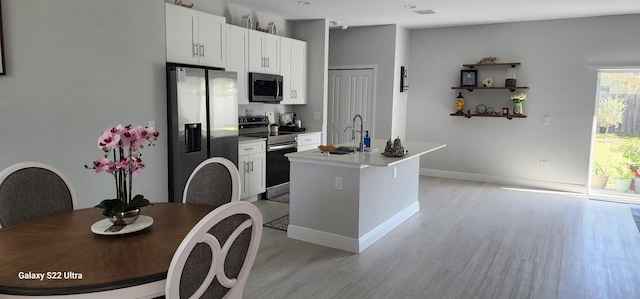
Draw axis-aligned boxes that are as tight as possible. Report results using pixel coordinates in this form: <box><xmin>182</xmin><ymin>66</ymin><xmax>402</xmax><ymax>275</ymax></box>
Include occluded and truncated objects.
<box><xmin>224</xmin><ymin>0</ymin><xmax>640</xmax><ymax>29</ymax></box>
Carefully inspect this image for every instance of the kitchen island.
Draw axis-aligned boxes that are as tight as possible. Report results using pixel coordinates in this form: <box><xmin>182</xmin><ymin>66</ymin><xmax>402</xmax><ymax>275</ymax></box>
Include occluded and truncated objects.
<box><xmin>285</xmin><ymin>139</ymin><xmax>446</xmax><ymax>253</ymax></box>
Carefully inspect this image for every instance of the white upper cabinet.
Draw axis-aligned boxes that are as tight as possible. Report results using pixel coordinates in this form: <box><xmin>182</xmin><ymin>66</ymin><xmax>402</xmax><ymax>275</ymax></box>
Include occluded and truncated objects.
<box><xmin>248</xmin><ymin>30</ymin><xmax>280</xmax><ymax>74</ymax></box>
<box><xmin>280</xmin><ymin>37</ymin><xmax>307</xmax><ymax>105</ymax></box>
<box><xmin>226</xmin><ymin>25</ymin><xmax>249</xmax><ymax>104</ymax></box>
<box><xmin>165</xmin><ymin>3</ymin><xmax>226</xmax><ymax>68</ymax></box>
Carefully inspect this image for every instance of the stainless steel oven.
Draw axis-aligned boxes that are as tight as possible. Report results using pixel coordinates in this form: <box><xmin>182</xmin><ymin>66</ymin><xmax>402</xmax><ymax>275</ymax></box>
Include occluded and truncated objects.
<box><xmin>239</xmin><ymin>116</ymin><xmax>297</xmax><ymax>199</ymax></box>
<box><xmin>265</xmin><ymin>137</ymin><xmax>297</xmax><ymax>198</ymax></box>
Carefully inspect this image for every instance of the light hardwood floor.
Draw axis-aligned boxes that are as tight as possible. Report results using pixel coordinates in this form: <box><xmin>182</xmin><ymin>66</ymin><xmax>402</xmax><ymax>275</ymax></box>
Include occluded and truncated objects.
<box><xmin>245</xmin><ymin>176</ymin><xmax>640</xmax><ymax>299</ymax></box>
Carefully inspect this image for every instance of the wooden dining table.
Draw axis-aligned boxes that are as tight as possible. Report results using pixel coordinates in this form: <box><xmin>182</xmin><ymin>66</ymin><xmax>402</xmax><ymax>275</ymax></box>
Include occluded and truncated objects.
<box><xmin>0</xmin><ymin>202</ymin><xmax>216</xmax><ymax>298</ymax></box>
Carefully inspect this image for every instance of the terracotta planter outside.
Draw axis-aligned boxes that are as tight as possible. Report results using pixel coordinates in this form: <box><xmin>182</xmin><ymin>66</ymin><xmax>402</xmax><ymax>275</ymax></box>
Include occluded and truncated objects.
<box><xmin>591</xmin><ymin>175</ymin><xmax>609</xmax><ymax>189</ymax></box>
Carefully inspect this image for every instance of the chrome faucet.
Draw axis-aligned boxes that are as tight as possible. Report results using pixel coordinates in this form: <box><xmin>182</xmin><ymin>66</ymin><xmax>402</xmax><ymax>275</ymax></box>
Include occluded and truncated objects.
<box><xmin>352</xmin><ymin>114</ymin><xmax>364</xmax><ymax>152</ymax></box>
<box><xmin>343</xmin><ymin>125</ymin><xmax>355</xmax><ymax>150</ymax></box>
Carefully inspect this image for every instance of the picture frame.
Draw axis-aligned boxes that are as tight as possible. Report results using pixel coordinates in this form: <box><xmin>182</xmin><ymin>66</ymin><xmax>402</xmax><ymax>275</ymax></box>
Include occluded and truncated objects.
<box><xmin>460</xmin><ymin>70</ymin><xmax>477</xmax><ymax>87</ymax></box>
<box><xmin>0</xmin><ymin>1</ymin><xmax>5</xmax><ymax>75</ymax></box>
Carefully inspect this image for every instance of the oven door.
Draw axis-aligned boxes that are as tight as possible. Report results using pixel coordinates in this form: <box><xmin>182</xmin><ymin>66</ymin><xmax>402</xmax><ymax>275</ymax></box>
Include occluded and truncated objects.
<box><xmin>266</xmin><ymin>143</ymin><xmax>297</xmax><ymax>188</ymax></box>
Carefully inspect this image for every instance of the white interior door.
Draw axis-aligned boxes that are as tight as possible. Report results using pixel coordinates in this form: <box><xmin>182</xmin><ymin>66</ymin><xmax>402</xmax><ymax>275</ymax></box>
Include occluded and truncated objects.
<box><xmin>327</xmin><ymin>68</ymin><xmax>374</xmax><ymax>145</ymax></box>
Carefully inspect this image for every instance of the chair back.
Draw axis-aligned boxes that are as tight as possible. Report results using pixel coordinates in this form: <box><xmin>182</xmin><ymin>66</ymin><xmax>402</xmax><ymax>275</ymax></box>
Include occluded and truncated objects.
<box><xmin>166</xmin><ymin>201</ymin><xmax>263</xmax><ymax>299</ymax></box>
<box><xmin>183</xmin><ymin>157</ymin><xmax>241</xmax><ymax>208</ymax></box>
<box><xmin>0</xmin><ymin>162</ymin><xmax>77</xmax><ymax>228</ymax></box>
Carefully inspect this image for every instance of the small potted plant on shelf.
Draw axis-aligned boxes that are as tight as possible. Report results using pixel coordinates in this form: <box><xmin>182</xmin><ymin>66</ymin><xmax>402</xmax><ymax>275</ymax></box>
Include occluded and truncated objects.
<box><xmin>482</xmin><ymin>77</ymin><xmax>493</xmax><ymax>87</ymax></box>
<box><xmin>511</xmin><ymin>93</ymin><xmax>527</xmax><ymax>115</ymax></box>
<box><xmin>591</xmin><ymin>162</ymin><xmax>609</xmax><ymax>189</ymax></box>
<box><xmin>613</xmin><ymin>164</ymin><xmax>633</xmax><ymax>193</ymax></box>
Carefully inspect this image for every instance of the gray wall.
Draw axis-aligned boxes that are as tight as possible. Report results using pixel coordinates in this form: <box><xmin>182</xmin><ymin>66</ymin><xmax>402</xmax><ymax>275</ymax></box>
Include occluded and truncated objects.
<box><xmin>392</xmin><ymin>26</ymin><xmax>410</xmax><ymax>141</ymax></box>
<box><xmin>0</xmin><ymin>0</ymin><xmax>167</xmax><ymax>207</ymax></box>
<box><xmin>329</xmin><ymin>25</ymin><xmax>397</xmax><ymax>140</ymax></box>
<box><xmin>408</xmin><ymin>15</ymin><xmax>640</xmax><ymax>189</ymax></box>
<box><xmin>291</xmin><ymin>19</ymin><xmax>329</xmax><ymax>135</ymax></box>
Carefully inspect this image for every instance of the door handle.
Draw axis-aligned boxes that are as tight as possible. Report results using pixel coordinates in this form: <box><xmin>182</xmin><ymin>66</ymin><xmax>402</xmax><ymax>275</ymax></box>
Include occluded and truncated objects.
<box><xmin>250</xmin><ymin>161</ymin><xmax>254</xmax><ymax>172</ymax></box>
<box><xmin>193</xmin><ymin>43</ymin><xmax>198</xmax><ymax>57</ymax></box>
<box><xmin>200</xmin><ymin>44</ymin><xmax>205</xmax><ymax>57</ymax></box>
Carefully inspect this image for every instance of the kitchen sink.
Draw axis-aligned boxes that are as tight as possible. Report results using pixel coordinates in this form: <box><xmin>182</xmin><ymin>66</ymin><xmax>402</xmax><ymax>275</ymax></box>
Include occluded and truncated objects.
<box><xmin>329</xmin><ymin>146</ymin><xmax>355</xmax><ymax>155</ymax></box>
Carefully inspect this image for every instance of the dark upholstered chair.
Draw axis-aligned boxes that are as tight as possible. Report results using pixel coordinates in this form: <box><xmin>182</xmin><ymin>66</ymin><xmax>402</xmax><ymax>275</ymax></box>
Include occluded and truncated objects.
<box><xmin>182</xmin><ymin>157</ymin><xmax>241</xmax><ymax>208</ymax></box>
<box><xmin>165</xmin><ymin>201</ymin><xmax>263</xmax><ymax>299</ymax></box>
<box><xmin>0</xmin><ymin>162</ymin><xmax>77</xmax><ymax>228</ymax></box>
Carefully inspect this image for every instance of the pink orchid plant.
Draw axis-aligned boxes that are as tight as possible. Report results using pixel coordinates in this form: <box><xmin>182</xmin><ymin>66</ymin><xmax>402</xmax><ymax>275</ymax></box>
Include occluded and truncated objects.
<box><xmin>85</xmin><ymin>125</ymin><xmax>159</xmax><ymax>217</ymax></box>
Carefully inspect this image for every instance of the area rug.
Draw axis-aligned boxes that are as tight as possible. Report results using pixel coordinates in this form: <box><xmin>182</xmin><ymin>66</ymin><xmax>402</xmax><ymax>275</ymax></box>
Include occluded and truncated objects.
<box><xmin>267</xmin><ymin>192</ymin><xmax>290</xmax><ymax>204</ymax></box>
<box><xmin>263</xmin><ymin>192</ymin><xmax>290</xmax><ymax>231</ymax></box>
<box><xmin>631</xmin><ymin>206</ymin><xmax>640</xmax><ymax>233</ymax></box>
<box><xmin>264</xmin><ymin>214</ymin><xmax>289</xmax><ymax>231</ymax></box>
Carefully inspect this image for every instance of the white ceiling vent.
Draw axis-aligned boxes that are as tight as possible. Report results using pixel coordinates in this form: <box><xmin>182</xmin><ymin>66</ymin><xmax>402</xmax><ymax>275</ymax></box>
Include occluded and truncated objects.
<box><xmin>413</xmin><ymin>9</ymin><xmax>437</xmax><ymax>15</ymax></box>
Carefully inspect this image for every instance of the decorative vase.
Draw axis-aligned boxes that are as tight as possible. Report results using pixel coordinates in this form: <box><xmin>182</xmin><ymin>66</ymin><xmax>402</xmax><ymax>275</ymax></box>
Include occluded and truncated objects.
<box><xmin>109</xmin><ymin>209</ymin><xmax>140</xmax><ymax>225</ymax></box>
<box><xmin>513</xmin><ymin>102</ymin><xmax>523</xmax><ymax>115</ymax></box>
<box><xmin>455</xmin><ymin>92</ymin><xmax>465</xmax><ymax>114</ymax></box>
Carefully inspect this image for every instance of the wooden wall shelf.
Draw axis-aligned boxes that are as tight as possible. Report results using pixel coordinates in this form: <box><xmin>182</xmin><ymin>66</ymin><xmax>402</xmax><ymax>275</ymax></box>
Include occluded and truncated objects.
<box><xmin>463</xmin><ymin>62</ymin><xmax>521</xmax><ymax>68</ymax></box>
<box><xmin>450</xmin><ymin>113</ymin><xmax>527</xmax><ymax>120</ymax></box>
<box><xmin>451</xmin><ymin>86</ymin><xmax>529</xmax><ymax>92</ymax></box>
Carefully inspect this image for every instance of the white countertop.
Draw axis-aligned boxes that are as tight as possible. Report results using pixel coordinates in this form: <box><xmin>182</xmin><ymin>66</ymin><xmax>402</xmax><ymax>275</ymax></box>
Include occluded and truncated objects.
<box><xmin>286</xmin><ymin>139</ymin><xmax>446</xmax><ymax>167</ymax></box>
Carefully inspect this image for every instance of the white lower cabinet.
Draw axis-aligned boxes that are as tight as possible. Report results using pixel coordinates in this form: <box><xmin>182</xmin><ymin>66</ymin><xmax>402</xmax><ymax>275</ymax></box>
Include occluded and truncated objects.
<box><xmin>239</xmin><ymin>140</ymin><xmax>266</xmax><ymax>199</ymax></box>
<box><xmin>297</xmin><ymin>132</ymin><xmax>322</xmax><ymax>152</ymax></box>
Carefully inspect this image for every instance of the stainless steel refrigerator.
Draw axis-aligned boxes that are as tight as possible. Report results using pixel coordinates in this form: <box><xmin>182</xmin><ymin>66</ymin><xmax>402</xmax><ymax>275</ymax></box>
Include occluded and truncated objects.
<box><xmin>166</xmin><ymin>64</ymin><xmax>239</xmax><ymax>202</ymax></box>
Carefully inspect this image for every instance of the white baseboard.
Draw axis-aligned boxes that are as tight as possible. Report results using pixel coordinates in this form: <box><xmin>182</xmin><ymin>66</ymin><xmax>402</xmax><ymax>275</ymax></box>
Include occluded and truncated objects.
<box><xmin>420</xmin><ymin>168</ymin><xmax>588</xmax><ymax>194</ymax></box>
<box><xmin>358</xmin><ymin>201</ymin><xmax>420</xmax><ymax>251</ymax></box>
<box><xmin>288</xmin><ymin>201</ymin><xmax>420</xmax><ymax>253</ymax></box>
<box><xmin>288</xmin><ymin>226</ymin><xmax>359</xmax><ymax>253</ymax></box>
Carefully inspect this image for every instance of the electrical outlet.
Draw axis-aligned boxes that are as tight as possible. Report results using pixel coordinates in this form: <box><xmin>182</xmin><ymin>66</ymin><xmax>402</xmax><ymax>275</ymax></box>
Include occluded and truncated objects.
<box><xmin>540</xmin><ymin>160</ymin><xmax>547</xmax><ymax>169</ymax></box>
<box><xmin>148</xmin><ymin>120</ymin><xmax>156</xmax><ymax>128</ymax></box>
<box><xmin>335</xmin><ymin>177</ymin><xmax>343</xmax><ymax>190</ymax></box>
<box><xmin>543</xmin><ymin>116</ymin><xmax>550</xmax><ymax>125</ymax></box>
<box><xmin>313</xmin><ymin>112</ymin><xmax>321</xmax><ymax>120</ymax></box>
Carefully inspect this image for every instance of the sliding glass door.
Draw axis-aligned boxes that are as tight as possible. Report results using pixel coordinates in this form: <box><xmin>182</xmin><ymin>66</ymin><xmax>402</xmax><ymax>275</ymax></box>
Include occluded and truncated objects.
<box><xmin>589</xmin><ymin>70</ymin><xmax>640</xmax><ymax>203</ymax></box>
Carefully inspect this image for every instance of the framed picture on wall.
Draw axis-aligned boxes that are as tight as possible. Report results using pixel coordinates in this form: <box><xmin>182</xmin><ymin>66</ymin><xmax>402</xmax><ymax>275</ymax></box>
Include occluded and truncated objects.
<box><xmin>0</xmin><ymin>0</ymin><xmax>5</xmax><ymax>75</ymax></box>
<box><xmin>460</xmin><ymin>70</ymin><xmax>477</xmax><ymax>87</ymax></box>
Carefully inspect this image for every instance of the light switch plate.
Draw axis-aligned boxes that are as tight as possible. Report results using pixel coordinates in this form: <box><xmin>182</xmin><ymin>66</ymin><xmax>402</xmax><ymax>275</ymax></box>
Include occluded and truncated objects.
<box><xmin>335</xmin><ymin>177</ymin><xmax>343</xmax><ymax>190</ymax></box>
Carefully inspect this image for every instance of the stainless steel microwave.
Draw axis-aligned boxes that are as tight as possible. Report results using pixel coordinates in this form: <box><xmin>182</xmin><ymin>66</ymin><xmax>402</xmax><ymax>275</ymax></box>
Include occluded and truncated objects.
<box><xmin>249</xmin><ymin>72</ymin><xmax>283</xmax><ymax>103</ymax></box>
